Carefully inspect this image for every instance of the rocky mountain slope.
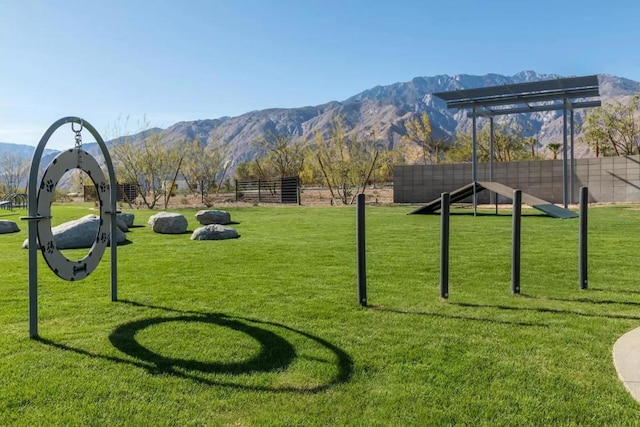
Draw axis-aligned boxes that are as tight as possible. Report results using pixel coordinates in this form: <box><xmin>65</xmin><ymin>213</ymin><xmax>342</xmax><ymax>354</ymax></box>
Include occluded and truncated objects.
<box><xmin>151</xmin><ymin>71</ymin><xmax>640</xmax><ymax>167</ymax></box>
<box><xmin>4</xmin><ymin>72</ymin><xmax>640</xmax><ymax>171</ymax></box>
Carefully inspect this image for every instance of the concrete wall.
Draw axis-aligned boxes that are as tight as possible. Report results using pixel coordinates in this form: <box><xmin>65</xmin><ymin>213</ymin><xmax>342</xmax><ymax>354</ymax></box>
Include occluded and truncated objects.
<box><xmin>394</xmin><ymin>155</ymin><xmax>640</xmax><ymax>204</ymax></box>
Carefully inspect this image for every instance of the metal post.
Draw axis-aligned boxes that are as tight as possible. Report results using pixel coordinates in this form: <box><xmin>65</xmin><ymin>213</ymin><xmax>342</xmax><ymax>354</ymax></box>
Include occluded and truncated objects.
<box><xmin>27</xmin><ymin>190</ymin><xmax>38</xmax><ymax>338</ymax></box>
<box><xmin>356</xmin><ymin>193</ymin><xmax>367</xmax><ymax>306</ymax></box>
<box><xmin>570</xmin><ymin>110</ymin><xmax>575</xmax><ymax>204</ymax></box>
<box><xmin>235</xmin><ymin>179</ymin><xmax>238</xmax><ymax>201</ymax></box>
<box><xmin>490</xmin><ymin>117</ymin><xmax>496</xmax><ymax>214</ymax></box>
<box><xmin>512</xmin><ymin>189</ymin><xmax>521</xmax><ymax>295</ymax></box>
<box><xmin>579</xmin><ymin>186</ymin><xmax>588</xmax><ymax>290</ymax></box>
<box><xmin>440</xmin><ymin>192</ymin><xmax>450</xmax><ymax>299</ymax></box>
<box><xmin>472</xmin><ymin>106</ymin><xmax>478</xmax><ymax>216</ymax></box>
<box><xmin>562</xmin><ymin>99</ymin><xmax>568</xmax><ymax>209</ymax></box>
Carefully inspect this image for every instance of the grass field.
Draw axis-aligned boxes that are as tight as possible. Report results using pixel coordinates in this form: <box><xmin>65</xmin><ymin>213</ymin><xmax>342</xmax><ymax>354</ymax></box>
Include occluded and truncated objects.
<box><xmin>1</xmin><ymin>202</ymin><xmax>639</xmax><ymax>425</ymax></box>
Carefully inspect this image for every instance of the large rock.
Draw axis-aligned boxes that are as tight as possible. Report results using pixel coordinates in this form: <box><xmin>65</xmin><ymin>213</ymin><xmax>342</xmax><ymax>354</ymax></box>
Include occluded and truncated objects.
<box><xmin>117</xmin><ymin>212</ymin><xmax>135</xmax><ymax>228</ymax></box>
<box><xmin>116</xmin><ymin>219</ymin><xmax>129</xmax><ymax>233</ymax></box>
<box><xmin>148</xmin><ymin>212</ymin><xmax>188</xmax><ymax>234</ymax></box>
<box><xmin>0</xmin><ymin>220</ymin><xmax>19</xmax><ymax>234</ymax></box>
<box><xmin>190</xmin><ymin>224</ymin><xmax>240</xmax><ymax>240</ymax></box>
<box><xmin>195</xmin><ymin>209</ymin><xmax>231</xmax><ymax>225</ymax></box>
<box><xmin>22</xmin><ymin>214</ymin><xmax>126</xmax><ymax>249</ymax></box>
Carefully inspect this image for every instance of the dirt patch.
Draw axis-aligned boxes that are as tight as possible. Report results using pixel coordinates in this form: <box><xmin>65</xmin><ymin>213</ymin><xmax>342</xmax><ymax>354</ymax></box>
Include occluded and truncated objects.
<box><xmin>143</xmin><ymin>188</ymin><xmax>396</xmax><ymax>209</ymax></box>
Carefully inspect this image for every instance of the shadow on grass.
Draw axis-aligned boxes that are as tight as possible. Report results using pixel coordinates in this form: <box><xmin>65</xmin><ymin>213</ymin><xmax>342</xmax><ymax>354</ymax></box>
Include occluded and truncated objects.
<box><xmin>444</xmin><ymin>211</ymin><xmax>549</xmax><ymax>218</ymax></box>
<box><xmin>588</xmin><ymin>287</ymin><xmax>640</xmax><ymax>296</ymax></box>
<box><xmin>370</xmin><ymin>305</ymin><xmax>548</xmax><ymax>327</ymax></box>
<box><xmin>109</xmin><ymin>313</ymin><xmax>296</xmax><ymax>375</ymax></box>
<box><xmin>539</xmin><ymin>295</ymin><xmax>640</xmax><ymax>307</ymax></box>
<box><xmin>451</xmin><ymin>301</ymin><xmax>640</xmax><ymax>321</ymax></box>
<box><xmin>36</xmin><ymin>300</ymin><xmax>353</xmax><ymax>393</ymax></box>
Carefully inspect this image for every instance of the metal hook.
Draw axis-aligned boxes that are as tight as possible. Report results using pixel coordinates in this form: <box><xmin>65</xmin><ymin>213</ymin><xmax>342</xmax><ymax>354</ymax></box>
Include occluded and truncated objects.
<box><xmin>71</xmin><ymin>120</ymin><xmax>83</xmax><ymax>133</ymax></box>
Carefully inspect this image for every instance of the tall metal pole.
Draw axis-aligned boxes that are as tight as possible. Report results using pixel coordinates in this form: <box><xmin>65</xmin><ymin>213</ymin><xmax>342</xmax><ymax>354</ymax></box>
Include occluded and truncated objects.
<box><xmin>570</xmin><ymin>109</ymin><xmax>575</xmax><ymax>205</ymax></box>
<box><xmin>472</xmin><ymin>106</ymin><xmax>478</xmax><ymax>216</ymax></box>
<box><xmin>512</xmin><ymin>190</ymin><xmax>521</xmax><ymax>295</ymax></box>
<box><xmin>562</xmin><ymin>99</ymin><xmax>569</xmax><ymax>209</ymax></box>
<box><xmin>440</xmin><ymin>192</ymin><xmax>450</xmax><ymax>299</ymax></box>
<box><xmin>579</xmin><ymin>187</ymin><xmax>588</xmax><ymax>290</ymax></box>
<box><xmin>490</xmin><ymin>117</ymin><xmax>496</xmax><ymax>214</ymax></box>
<box><xmin>356</xmin><ymin>193</ymin><xmax>367</xmax><ymax>306</ymax></box>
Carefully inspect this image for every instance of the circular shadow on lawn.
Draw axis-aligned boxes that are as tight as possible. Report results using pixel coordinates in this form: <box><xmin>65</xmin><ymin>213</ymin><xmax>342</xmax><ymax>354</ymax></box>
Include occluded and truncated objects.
<box><xmin>36</xmin><ymin>304</ymin><xmax>353</xmax><ymax>393</ymax></box>
<box><xmin>109</xmin><ymin>314</ymin><xmax>296</xmax><ymax>375</ymax></box>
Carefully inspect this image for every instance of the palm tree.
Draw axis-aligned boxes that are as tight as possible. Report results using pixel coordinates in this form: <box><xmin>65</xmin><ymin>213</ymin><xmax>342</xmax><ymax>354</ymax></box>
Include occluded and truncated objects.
<box><xmin>547</xmin><ymin>143</ymin><xmax>562</xmax><ymax>160</ymax></box>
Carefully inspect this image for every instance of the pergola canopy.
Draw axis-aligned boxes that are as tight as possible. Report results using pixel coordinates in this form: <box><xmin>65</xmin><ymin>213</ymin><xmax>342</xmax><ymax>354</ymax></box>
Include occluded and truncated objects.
<box><xmin>434</xmin><ymin>75</ymin><xmax>601</xmax><ymax>117</ymax></box>
<box><xmin>431</xmin><ymin>75</ymin><xmax>601</xmax><ymax>211</ymax></box>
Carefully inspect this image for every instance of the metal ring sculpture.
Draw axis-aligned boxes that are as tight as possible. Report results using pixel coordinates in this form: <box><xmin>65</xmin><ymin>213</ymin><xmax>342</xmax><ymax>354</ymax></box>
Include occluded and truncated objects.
<box><xmin>37</xmin><ymin>148</ymin><xmax>111</xmax><ymax>281</ymax></box>
<box><xmin>24</xmin><ymin>117</ymin><xmax>119</xmax><ymax>338</ymax></box>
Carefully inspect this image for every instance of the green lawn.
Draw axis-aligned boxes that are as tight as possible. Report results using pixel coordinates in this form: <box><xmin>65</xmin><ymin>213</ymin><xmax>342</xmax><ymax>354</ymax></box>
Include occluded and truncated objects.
<box><xmin>1</xmin><ymin>202</ymin><xmax>639</xmax><ymax>425</ymax></box>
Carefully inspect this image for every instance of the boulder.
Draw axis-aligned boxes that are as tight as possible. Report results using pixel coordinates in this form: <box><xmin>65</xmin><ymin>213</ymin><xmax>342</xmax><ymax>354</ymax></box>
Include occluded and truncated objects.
<box><xmin>22</xmin><ymin>214</ymin><xmax>126</xmax><ymax>249</ymax></box>
<box><xmin>116</xmin><ymin>219</ymin><xmax>129</xmax><ymax>233</ymax></box>
<box><xmin>190</xmin><ymin>224</ymin><xmax>240</xmax><ymax>241</ymax></box>
<box><xmin>0</xmin><ymin>220</ymin><xmax>19</xmax><ymax>234</ymax></box>
<box><xmin>117</xmin><ymin>212</ymin><xmax>135</xmax><ymax>228</ymax></box>
<box><xmin>148</xmin><ymin>212</ymin><xmax>188</xmax><ymax>234</ymax></box>
<box><xmin>195</xmin><ymin>209</ymin><xmax>231</xmax><ymax>225</ymax></box>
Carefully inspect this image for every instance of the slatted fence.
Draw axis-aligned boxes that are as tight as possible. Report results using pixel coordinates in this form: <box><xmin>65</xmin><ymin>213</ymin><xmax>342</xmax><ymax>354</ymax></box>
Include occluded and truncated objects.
<box><xmin>235</xmin><ymin>177</ymin><xmax>300</xmax><ymax>204</ymax></box>
<box><xmin>84</xmin><ymin>183</ymin><xmax>138</xmax><ymax>203</ymax></box>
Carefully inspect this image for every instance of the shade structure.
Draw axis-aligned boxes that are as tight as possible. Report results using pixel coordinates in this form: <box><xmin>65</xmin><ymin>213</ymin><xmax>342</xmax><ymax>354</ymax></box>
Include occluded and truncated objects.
<box><xmin>433</xmin><ymin>75</ymin><xmax>601</xmax><ymax>212</ymax></box>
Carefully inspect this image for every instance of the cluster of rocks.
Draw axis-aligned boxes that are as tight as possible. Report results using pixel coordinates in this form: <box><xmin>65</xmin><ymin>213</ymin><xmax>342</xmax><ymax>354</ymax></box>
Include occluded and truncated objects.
<box><xmin>8</xmin><ymin>208</ymin><xmax>240</xmax><ymax>248</ymax></box>
<box><xmin>147</xmin><ymin>209</ymin><xmax>240</xmax><ymax>240</ymax></box>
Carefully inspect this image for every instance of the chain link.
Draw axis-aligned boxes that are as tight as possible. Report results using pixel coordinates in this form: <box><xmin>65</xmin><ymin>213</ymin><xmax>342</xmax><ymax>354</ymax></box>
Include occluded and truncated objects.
<box><xmin>72</xmin><ymin>121</ymin><xmax>84</xmax><ymax>191</ymax></box>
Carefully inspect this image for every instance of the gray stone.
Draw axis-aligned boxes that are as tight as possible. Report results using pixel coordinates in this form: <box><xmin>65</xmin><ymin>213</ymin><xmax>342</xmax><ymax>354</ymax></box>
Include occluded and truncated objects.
<box><xmin>0</xmin><ymin>220</ymin><xmax>19</xmax><ymax>234</ymax></box>
<box><xmin>190</xmin><ymin>224</ymin><xmax>240</xmax><ymax>240</ymax></box>
<box><xmin>195</xmin><ymin>209</ymin><xmax>231</xmax><ymax>225</ymax></box>
<box><xmin>22</xmin><ymin>214</ymin><xmax>126</xmax><ymax>249</ymax></box>
<box><xmin>117</xmin><ymin>218</ymin><xmax>129</xmax><ymax>232</ymax></box>
<box><xmin>148</xmin><ymin>212</ymin><xmax>188</xmax><ymax>234</ymax></box>
<box><xmin>117</xmin><ymin>212</ymin><xmax>135</xmax><ymax>228</ymax></box>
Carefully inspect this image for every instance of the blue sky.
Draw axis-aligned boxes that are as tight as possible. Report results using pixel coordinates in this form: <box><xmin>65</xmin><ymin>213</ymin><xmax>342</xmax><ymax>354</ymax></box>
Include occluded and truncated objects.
<box><xmin>2</xmin><ymin>0</ymin><xmax>639</xmax><ymax>150</ymax></box>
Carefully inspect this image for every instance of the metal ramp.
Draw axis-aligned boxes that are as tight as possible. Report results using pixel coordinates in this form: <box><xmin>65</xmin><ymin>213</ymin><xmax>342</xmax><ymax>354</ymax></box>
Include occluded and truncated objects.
<box><xmin>408</xmin><ymin>181</ymin><xmax>578</xmax><ymax>219</ymax></box>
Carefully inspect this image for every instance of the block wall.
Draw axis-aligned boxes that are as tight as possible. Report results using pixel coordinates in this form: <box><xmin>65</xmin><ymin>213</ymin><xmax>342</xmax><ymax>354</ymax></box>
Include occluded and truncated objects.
<box><xmin>393</xmin><ymin>155</ymin><xmax>640</xmax><ymax>204</ymax></box>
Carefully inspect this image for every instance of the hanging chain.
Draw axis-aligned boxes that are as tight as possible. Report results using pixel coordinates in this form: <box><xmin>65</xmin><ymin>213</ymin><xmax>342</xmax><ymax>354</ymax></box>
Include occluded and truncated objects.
<box><xmin>72</xmin><ymin>120</ymin><xmax>84</xmax><ymax>191</ymax></box>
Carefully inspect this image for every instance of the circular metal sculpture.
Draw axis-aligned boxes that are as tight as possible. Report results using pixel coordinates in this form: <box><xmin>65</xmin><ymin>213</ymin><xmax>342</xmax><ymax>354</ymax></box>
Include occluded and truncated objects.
<box><xmin>23</xmin><ymin>117</ymin><xmax>119</xmax><ymax>338</ymax></box>
<box><xmin>36</xmin><ymin>148</ymin><xmax>111</xmax><ymax>281</ymax></box>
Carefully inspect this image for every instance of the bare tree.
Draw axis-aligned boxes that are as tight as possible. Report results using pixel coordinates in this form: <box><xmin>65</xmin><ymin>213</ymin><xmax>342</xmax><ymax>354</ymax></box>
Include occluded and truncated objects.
<box><xmin>582</xmin><ymin>95</ymin><xmax>640</xmax><ymax>157</ymax></box>
<box><xmin>402</xmin><ymin>112</ymin><xmax>441</xmax><ymax>164</ymax></box>
<box><xmin>313</xmin><ymin>116</ymin><xmax>378</xmax><ymax>205</ymax></box>
<box><xmin>252</xmin><ymin>130</ymin><xmax>306</xmax><ymax>178</ymax></box>
<box><xmin>0</xmin><ymin>153</ymin><xmax>29</xmax><ymax>193</ymax></box>
<box><xmin>181</xmin><ymin>137</ymin><xmax>229</xmax><ymax>206</ymax></box>
<box><xmin>111</xmin><ymin>130</ymin><xmax>180</xmax><ymax>209</ymax></box>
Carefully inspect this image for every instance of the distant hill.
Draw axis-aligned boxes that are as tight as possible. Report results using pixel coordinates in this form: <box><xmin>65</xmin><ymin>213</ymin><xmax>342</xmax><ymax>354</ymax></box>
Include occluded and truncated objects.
<box><xmin>2</xmin><ymin>72</ymin><xmax>639</xmax><ymax>175</ymax></box>
<box><xmin>147</xmin><ymin>71</ymin><xmax>640</xmax><ymax>168</ymax></box>
<box><xmin>0</xmin><ymin>142</ymin><xmax>58</xmax><ymax>160</ymax></box>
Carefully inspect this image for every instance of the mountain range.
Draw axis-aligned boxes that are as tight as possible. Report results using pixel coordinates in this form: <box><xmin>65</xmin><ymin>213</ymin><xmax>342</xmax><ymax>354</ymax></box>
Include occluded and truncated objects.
<box><xmin>4</xmin><ymin>71</ymin><xmax>640</xmax><ymax>173</ymax></box>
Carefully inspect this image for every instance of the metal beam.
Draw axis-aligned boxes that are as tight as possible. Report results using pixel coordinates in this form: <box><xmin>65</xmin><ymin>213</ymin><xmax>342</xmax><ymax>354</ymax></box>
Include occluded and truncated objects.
<box><xmin>447</xmin><ymin>88</ymin><xmax>600</xmax><ymax>109</ymax></box>
<box><xmin>469</xmin><ymin>100</ymin><xmax>601</xmax><ymax>118</ymax></box>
